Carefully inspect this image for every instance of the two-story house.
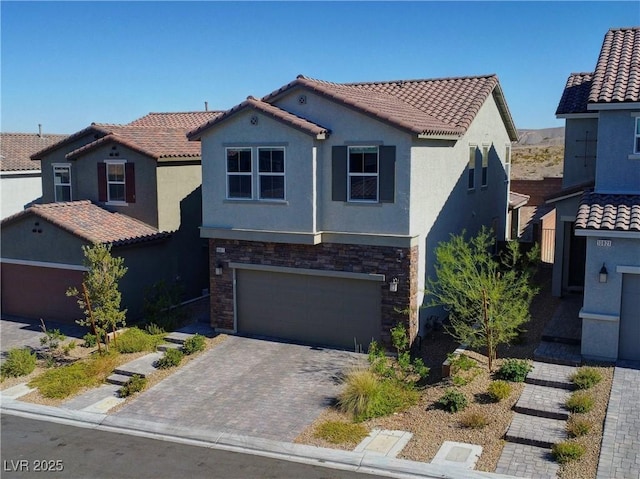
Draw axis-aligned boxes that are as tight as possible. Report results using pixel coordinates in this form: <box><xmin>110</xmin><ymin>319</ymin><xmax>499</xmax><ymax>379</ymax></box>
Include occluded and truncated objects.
<box><xmin>552</xmin><ymin>27</ymin><xmax>640</xmax><ymax>361</ymax></box>
<box><xmin>0</xmin><ymin>130</ymin><xmax>68</xmax><ymax>218</ymax></box>
<box><xmin>188</xmin><ymin>74</ymin><xmax>518</xmax><ymax>350</ymax></box>
<box><xmin>1</xmin><ymin>111</ymin><xmax>220</xmax><ymax>324</ymax></box>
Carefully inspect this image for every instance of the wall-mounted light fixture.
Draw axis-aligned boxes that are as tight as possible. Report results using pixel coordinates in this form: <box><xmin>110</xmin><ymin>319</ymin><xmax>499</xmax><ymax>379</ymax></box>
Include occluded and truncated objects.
<box><xmin>389</xmin><ymin>278</ymin><xmax>399</xmax><ymax>292</ymax></box>
<box><xmin>215</xmin><ymin>263</ymin><xmax>223</xmax><ymax>276</ymax></box>
<box><xmin>599</xmin><ymin>263</ymin><xmax>608</xmax><ymax>283</ymax></box>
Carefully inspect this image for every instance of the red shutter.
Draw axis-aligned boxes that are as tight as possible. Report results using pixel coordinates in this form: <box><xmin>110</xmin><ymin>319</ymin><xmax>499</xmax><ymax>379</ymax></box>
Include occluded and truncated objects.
<box><xmin>125</xmin><ymin>163</ymin><xmax>136</xmax><ymax>203</ymax></box>
<box><xmin>97</xmin><ymin>163</ymin><xmax>107</xmax><ymax>202</ymax></box>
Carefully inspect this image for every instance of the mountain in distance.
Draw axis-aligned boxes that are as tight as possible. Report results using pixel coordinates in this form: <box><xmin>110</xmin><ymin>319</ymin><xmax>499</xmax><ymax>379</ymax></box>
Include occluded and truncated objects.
<box><xmin>515</xmin><ymin>127</ymin><xmax>565</xmax><ymax>147</ymax></box>
<box><xmin>511</xmin><ymin>127</ymin><xmax>565</xmax><ymax>180</ymax></box>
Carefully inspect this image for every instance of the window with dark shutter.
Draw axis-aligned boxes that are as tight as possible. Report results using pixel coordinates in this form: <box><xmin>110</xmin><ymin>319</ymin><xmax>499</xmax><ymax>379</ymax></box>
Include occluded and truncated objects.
<box><xmin>332</xmin><ymin>146</ymin><xmax>347</xmax><ymax>201</ymax></box>
<box><xmin>98</xmin><ymin>163</ymin><xmax>107</xmax><ymax>202</ymax></box>
<box><xmin>125</xmin><ymin>163</ymin><xmax>136</xmax><ymax>203</ymax></box>
<box><xmin>332</xmin><ymin>145</ymin><xmax>395</xmax><ymax>203</ymax></box>
<box><xmin>379</xmin><ymin>145</ymin><xmax>395</xmax><ymax>203</ymax></box>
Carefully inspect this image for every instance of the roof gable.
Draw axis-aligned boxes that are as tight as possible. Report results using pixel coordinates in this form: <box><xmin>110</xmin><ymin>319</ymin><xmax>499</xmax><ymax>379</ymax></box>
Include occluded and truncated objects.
<box><xmin>188</xmin><ymin>96</ymin><xmax>330</xmax><ymax>140</ymax></box>
<box><xmin>1</xmin><ymin>133</ymin><xmax>68</xmax><ymax>172</ymax></box>
<box><xmin>2</xmin><ymin>200</ymin><xmax>170</xmax><ymax>246</ymax></box>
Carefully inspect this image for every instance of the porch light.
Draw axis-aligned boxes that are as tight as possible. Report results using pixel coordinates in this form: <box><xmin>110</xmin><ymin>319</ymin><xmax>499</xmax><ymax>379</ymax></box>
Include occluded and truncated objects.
<box><xmin>389</xmin><ymin>278</ymin><xmax>399</xmax><ymax>292</ymax></box>
<box><xmin>215</xmin><ymin>263</ymin><xmax>223</xmax><ymax>276</ymax></box>
<box><xmin>599</xmin><ymin>263</ymin><xmax>608</xmax><ymax>283</ymax></box>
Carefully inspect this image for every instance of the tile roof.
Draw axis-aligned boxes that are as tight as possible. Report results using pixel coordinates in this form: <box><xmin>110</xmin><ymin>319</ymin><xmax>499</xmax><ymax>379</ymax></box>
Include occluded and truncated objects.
<box><xmin>2</xmin><ymin>200</ymin><xmax>170</xmax><ymax>246</ymax></box>
<box><xmin>589</xmin><ymin>27</ymin><xmax>640</xmax><ymax>104</ymax></box>
<box><xmin>556</xmin><ymin>73</ymin><xmax>593</xmax><ymax>115</ymax></box>
<box><xmin>575</xmin><ymin>192</ymin><xmax>640</xmax><ymax>232</ymax></box>
<box><xmin>557</xmin><ymin>27</ymin><xmax>640</xmax><ymax>114</ymax></box>
<box><xmin>67</xmin><ymin>125</ymin><xmax>202</xmax><ymax>160</ymax></box>
<box><xmin>263</xmin><ymin>74</ymin><xmax>518</xmax><ymax>140</ymax></box>
<box><xmin>127</xmin><ymin>111</ymin><xmax>223</xmax><ymax>128</ymax></box>
<box><xmin>188</xmin><ymin>96</ymin><xmax>330</xmax><ymax>140</ymax></box>
<box><xmin>1</xmin><ymin>133</ymin><xmax>68</xmax><ymax>171</ymax></box>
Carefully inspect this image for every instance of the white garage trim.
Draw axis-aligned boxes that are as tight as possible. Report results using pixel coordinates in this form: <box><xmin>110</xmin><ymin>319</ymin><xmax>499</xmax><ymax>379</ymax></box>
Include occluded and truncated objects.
<box><xmin>0</xmin><ymin>257</ymin><xmax>88</xmax><ymax>271</ymax></box>
<box><xmin>579</xmin><ymin>308</ymin><xmax>620</xmax><ymax>323</ymax></box>
<box><xmin>616</xmin><ymin>265</ymin><xmax>640</xmax><ymax>274</ymax></box>
<box><xmin>228</xmin><ymin>262</ymin><xmax>386</xmax><ymax>282</ymax></box>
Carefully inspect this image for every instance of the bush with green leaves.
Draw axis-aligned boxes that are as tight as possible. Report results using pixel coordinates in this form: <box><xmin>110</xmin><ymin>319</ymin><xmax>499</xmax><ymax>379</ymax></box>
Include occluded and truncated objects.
<box><xmin>182</xmin><ymin>334</ymin><xmax>206</xmax><ymax>355</ymax></box>
<box><xmin>144</xmin><ymin>323</ymin><xmax>165</xmax><ymax>336</ymax></box>
<box><xmin>570</xmin><ymin>367</ymin><xmax>602</xmax><ymax>390</ymax></box>
<box><xmin>488</xmin><ymin>380</ymin><xmax>513</xmax><ymax>402</ymax></box>
<box><xmin>119</xmin><ymin>374</ymin><xmax>147</xmax><ymax>397</ymax></box>
<box><xmin>552</xmin><ymin>441</ymin><xmax>585</xmax><ymax>464</ymax></box>
<box><xmin>313</xmin><ymin>421</ymin><xmax>368</xmax><ymax>444</ymax></box>
<box><xmin>566</xmin><ymin>391</ymin><xmax>594</xmax><ymax>413</ymax></box>
<box><xmin>156</xmin><ymin>348</ymin><xmax>183</xmax><ymax>369</ymax></box>
<box><xmin>39</xmin><ymin>320</ymin><xmax>66</xmax><ymax>365</ymax></box>
<box><xmin>142</xmin><ymin>280</ymin><xmax>185</xmax><ymax>331</ymax></box>
<box><xmin>567</xmin><ymin>417</ymin><xmax>592</xmax><ymax>437</ymax></box>
<box><xmin>83</xmin><ymin>333</ymin><xmax>98</xmax><ymax>348</ymax></box>
<box><xmin>447</xmin><ymin>353</ymin><xmax>477</xmax><ymax>374</ymax></box>
<box><xmin>437</xmin><ymin>389</ymin><xmax>468</xmax><ymax>413</ymax></box>
<box><xmin>1</xmin><ymin>348</ymin><xmax>37</xmax><ymax>378</ymax></box>
<box><xmin>115</xmin><ymin>327</ymin><xmax>165</xmax><ymax>354</ymax></box>
<box><xmin>63</xmin><ymin>340</ymin><xmax>77</xmax><ymax>356</ymax></box>
<box><xmin>496</xmin><ymin>359</ymin><xmax>532</xmax><ymax>382</ymax></box>
<box><xmin>338</xmin><ymin>369</ymin><xmax>418</xmax><ymax>422</ymax></box>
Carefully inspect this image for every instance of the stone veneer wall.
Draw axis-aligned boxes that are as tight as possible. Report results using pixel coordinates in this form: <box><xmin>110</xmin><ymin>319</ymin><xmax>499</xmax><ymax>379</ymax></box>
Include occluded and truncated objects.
<box><xmin>209</xmin><ymin>239</ymin><xmax>419</xmax><ymax>348</ymax></box>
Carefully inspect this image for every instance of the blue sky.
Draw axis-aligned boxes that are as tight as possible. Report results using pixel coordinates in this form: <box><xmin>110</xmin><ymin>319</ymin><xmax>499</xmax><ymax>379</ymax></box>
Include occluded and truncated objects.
<box><xmin>1</xmin><ymin>1</ymin><xmax>638</xmax><ymax>134</ymax></box>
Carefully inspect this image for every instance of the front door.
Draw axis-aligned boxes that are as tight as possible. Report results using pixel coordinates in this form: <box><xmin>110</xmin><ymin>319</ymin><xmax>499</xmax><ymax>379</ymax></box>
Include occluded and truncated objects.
<box><xmin>568</xmin><ymin>225</ymin><xmax>586</xmax><ymax>289</ymax></box>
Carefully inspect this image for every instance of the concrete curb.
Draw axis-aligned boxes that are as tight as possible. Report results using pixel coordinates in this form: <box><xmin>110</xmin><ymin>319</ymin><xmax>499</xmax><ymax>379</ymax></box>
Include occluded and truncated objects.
<box><xmin>1</xmin><ymin>399</ymin><xmax>522</xmax><ymax>479</ymax></box>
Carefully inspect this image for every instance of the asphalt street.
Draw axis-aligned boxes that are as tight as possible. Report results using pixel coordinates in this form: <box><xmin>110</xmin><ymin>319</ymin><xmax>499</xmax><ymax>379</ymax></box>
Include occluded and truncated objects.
<box><xmin>1</xmin><ymin>414</ymin><xmax>391</xmax><ymax>479</ymax></box>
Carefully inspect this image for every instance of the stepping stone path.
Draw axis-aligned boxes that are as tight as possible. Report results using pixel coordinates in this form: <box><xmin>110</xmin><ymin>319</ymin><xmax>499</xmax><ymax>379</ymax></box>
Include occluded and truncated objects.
<box><xmin>495</xmin><ymin>360</ymin><xmax>578</xmax><ymax>479</ymax></box>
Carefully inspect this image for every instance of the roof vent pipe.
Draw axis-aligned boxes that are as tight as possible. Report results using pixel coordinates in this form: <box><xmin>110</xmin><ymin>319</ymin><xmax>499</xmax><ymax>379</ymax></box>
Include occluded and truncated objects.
<box><xmin>38</xmin><ymin>124</ymin><xmax>42</xmax><ymax>138</ymax></box>
<box><xmin>204</xmin><ymin>101</ymin><xmax>208</xmax><ymax>112</ymax></box>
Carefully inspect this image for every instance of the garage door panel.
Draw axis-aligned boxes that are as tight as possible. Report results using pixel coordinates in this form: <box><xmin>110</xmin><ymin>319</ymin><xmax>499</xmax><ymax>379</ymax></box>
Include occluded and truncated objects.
<box><xmin>237</xmin><ymin>269</ymin><xmax>380</xmax><ymax>349</ymax></box>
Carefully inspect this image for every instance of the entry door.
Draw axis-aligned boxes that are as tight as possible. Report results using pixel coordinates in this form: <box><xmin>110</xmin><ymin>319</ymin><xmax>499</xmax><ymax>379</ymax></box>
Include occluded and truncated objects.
<box><xmin>568</xmin><ymin>225</ymin><xmax>586</xmax><ymax>288</ymax></box>
<box><xmin>619</xmin><ymin>274</ymin><xmax>640</xmax><ymax>361</ymax></box>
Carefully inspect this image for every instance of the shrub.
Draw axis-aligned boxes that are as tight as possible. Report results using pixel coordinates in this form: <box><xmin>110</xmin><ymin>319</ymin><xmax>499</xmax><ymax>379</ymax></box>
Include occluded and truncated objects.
<box><xmin>571</xmin><ymin>367</ymin><xmax>603</xmax><ymax>390</ymax></box>
<box><xmin>552</xmin><ymin>441</ymin><xmax>585</xmax><ymax>464</ymax></box>
<box><xmin>156</xmin><ymin>348</ymin><xmax>183</xmax><ymax>369</ymax></box>
<box><xmin>566</xmin><ymin>391</ymin><xmax>594</xmax><ymax>413</ymax></box>
<box><xmin>115</xmin><ymin>327</ymin><xmax>164</xmax><ymax>354</ymax></box>
<box><xmin>448</xmin><ymin>353</ymin><xmax>477</xmax><ymax>374</ymax></box>
<box><xmin>119</xmin><ymin>374</ymin><xmax>147</xmax><ymax>397</ymax></box>
<box><xmin>567</xmin><ymin>417</ymin><xmax>592</xmax><ymax>437</ymax></box>
<box><xmin>63</xmin><ymin>341</ymin><xmax>77</xmax><ymax>356</ymax></box>
<box><xmin>460</xmin><ymin>412</ymin><xmax>488</xmax><ymax>429</ymax></box>
<box><xmin>142</xmin><ymin>280</ymin><xmax>185</xmax><ymax>331</ymax></box>
<box><xmin>488</xmin><ymin>380</ymin><xmax>513</xmax><ymax>402</ymax></box>
<box><xmin>83</xmin><ymin>333</ymin><xmax>98</xmax><ymax>348</ymax></box>
<box><xmin>1</xmin><ymin>348</ymin><xmax>37</xmax><ymax>378</ymax></box>
<box><xmin>313</xmin><ymin>421</ymin><xmax>368</xmax><ymax>444</ymax></box>
<box><xmin>496</xmin><ymin>359</ymin><xmax>532</xmax><ymax>382</ymax></box>
<box><xmin>437</xmin><ymin>389</ymin><xmax>468</xmax><ymax>413</ymax></box>
<box><xmin>338</xmin><ymin>369</ymin><xmax>418</xmax><ymax>422</ymax></box>
<box><xmin>182</xmin><ymin>334</ymin><xmax>206</xmax><ymax>355</ymax></box>
<box><xmin>144</xmin><ymin>323</ymin><xmax>165</xmax><ymax>336</ymax></box>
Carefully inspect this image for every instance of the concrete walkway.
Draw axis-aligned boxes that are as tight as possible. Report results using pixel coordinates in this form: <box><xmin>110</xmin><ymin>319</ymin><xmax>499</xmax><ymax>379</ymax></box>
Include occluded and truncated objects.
<box><xmin>596</xmin><ymin>360</ymin><xmax>640</xmax><ymax>479</ymax></box>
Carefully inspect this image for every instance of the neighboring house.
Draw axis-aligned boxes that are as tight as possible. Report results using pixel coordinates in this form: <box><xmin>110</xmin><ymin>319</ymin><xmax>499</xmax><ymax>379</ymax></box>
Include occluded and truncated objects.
<box><xmin>0</xmin><ymin>131</ymin><xmax>68</xmax><ymax>218</ymax></box>
<box><xmin>552</xmin><ymin>27</ymin><xmax>640</xmax><ymax>361</ymax></box>
<box><xmin>1</xmin><ymin>111</ymin><xmax>221</xmax><ymax>324</ymax></box>
<box><xmin>188</xmin><ymin>74</ymin><xmax>518</xmax><ymax>350</ymax></box>
<box><xmin>507</xmin><ymin>191</ymin><xmax>530</xmax><ymax>240</ymax></box>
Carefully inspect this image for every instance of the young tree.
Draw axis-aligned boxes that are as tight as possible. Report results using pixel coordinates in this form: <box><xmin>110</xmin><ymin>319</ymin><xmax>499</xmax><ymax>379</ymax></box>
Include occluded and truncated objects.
<box><xmin>67</xmin><ymin>243</ymin><xmax>128</xmax><ymax>351</ymax></box>
<box><xmin>426</xmin><ymin>227</ymin><xmax>539</xmax><ymax>371</ymax></box>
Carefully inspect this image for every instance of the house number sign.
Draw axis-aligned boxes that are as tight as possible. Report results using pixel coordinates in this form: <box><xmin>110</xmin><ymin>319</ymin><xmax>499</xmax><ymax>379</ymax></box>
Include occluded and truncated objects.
<box><xmin>596</xmin><ymin>239</ymin><xmax>612</xmax><ymax>247</ymax></box>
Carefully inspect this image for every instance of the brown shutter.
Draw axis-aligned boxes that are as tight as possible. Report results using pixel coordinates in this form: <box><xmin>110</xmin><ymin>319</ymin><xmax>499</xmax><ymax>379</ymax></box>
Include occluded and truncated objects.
<box><xmin>125</xmin><ymin>163</ymin><xmax>136</xmax><ymax>203</ymax></box>
<box><xmin>332</xmin><ymin>146</ymin><xmax>347</xmax><ymax>202</ymax></box>
<box><xmin>97</xmin><ymin>163</ymin><xmax>107</xmax><ymax>202</ymax></box>
<box><xmin>379</xmin><ymin>146</ymin><xmax>395</xmax><ymax>203</ymax></box>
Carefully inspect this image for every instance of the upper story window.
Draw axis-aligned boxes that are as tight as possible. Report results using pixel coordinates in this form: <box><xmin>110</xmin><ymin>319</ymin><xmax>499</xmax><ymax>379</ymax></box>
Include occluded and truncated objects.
<box><xmin>53</xmin><ymin>164</ymin><xmax>71</xmax><ymax>202</ymax></box>
<box><xmin>468</xmin><ymin>145</ymin><xmax>477</xmax><ymax>190</ymax></box>
<box><xmin>258</xmin><ymin>148</ymin><xmax>285</xmax><ymax>200</ymax></box>
<box><xmin>348</xmin><ymin>146</ymin><xmax>378</xmax><ymax>202</ymax></box>
<box><xmin>98</xmin><ymin>161</ymin><xmax>135</xmax><ymax>204</ymax></box>
<box><xmin>481</xmin><ymin>144</ymin><xmax>489</xmax><ymax>187</ymax></box>
<box><xmin>635</xmin><ymin>117</ymin><xmax>640</xmax><ymax>154</ymax></box>
<box><xmin>226</xmin><ymin>148</ymin><xmax>252</xmax><ymax>199</ymax></box>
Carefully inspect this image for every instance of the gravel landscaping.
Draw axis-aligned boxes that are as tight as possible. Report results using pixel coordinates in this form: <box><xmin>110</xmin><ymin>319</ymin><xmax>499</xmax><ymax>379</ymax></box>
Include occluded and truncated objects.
<box><xmin>296</xmin><ymin>269</ymin><xmax>615</xmax><ymax>478</ymax></box>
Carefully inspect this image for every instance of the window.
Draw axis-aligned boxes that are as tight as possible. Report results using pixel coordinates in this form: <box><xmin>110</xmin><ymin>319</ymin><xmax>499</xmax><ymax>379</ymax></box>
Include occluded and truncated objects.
<box><xmin>98</xmin><ymin>161</ymin><xmax>135</xmax><ymax>204</ymax></box>
<box><xmin>226</xmin><ymin>148</ymin><xmax>252</xmax><ymax>199</ymax></box>
<box><xmin>635</xmin><ymin>117</ymin><xmax>640</xmax><ymax>154</ymax></box>
<box><xmin>481</xmin><ymin>145</ymin><xmax>489</xmax><ymax>187</ymax></box>
<box><xmin>258</xmin><ymin>148</ymin><xmax>285</xmax><ymax>200</ymax></box>
<box><xmin>348</xmin><ymin>146</ymin><xmax>378</xmax><ymax>202</ymax></box>
<box><xmin>505</xmin><ymin>144</ymin><xmax>511</xmax><ymax>181</ymax></box>
<box><xmin>468</xmin><ymin>145</ymin><xmax>477</xmax><ymax>190</ymax></box>
<box><xmin>106</xmin><ymin>161</ymin><xmax>126</xmax><ymax>203</ymax></box>
<box><xmin>53</xmin><ymin>164</ymin><xmax>71</xmax><ymax>202</ymax></box>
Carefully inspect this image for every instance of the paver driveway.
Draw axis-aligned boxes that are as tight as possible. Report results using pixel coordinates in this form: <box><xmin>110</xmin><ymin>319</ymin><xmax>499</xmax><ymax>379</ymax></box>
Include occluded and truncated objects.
<box><xmin>113</xmin><ymin>336</ymin><xmax>365</xmax><ymax>442</ymax></box>
<box><xmin>1</xmin><ymin>316</ymin><xmax>85</xmax><ymax>360</ymax></box>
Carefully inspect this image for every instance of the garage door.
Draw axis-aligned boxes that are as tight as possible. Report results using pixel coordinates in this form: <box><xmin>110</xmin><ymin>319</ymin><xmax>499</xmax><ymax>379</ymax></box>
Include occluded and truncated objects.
<box><xmin>236</xmin><ymin>269</ymin><xmax>381</xmax><ymax>350</ymax></box>
<box><xmin>619</xmin><ymin>274</ymin><xmax>640</xmax><ymax>361</ymax></box>
<box><xmin>1</xmin><ymin>262</ymin><xmax>83</xmax><ymax>324</ymax></box>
